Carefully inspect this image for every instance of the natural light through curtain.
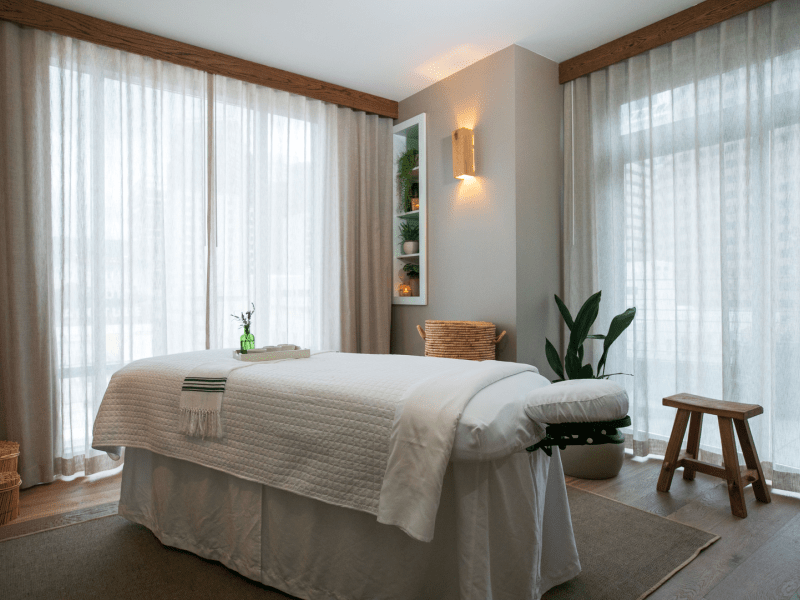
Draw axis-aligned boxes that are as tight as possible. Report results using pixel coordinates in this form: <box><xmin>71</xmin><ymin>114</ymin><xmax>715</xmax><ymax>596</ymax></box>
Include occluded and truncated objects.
<box><xmin>210</xmin><ymin>77</ymin><xmax>341</xmax><ymax>351</ymax></box>
<box><xmin>48</xmin><ymin>36</ymin><xmax>208</xmax><ymax>473</ymax></box>
<box><xmin>1</xmin><ymin>21</ymin><xmax>391</xmax><ymax>485</ymax></box>
<box><xmin>563</xmin><ymin>0</ymin><xmax>800</xmax><ymax>492</ymax></box>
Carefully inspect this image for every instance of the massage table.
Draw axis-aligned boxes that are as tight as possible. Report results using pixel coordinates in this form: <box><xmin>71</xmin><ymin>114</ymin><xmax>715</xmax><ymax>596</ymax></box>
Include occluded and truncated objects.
<box><xmin>92</xmin><ymin>350</ymin><xmax>629</xmax><ymax>600</ymax></box>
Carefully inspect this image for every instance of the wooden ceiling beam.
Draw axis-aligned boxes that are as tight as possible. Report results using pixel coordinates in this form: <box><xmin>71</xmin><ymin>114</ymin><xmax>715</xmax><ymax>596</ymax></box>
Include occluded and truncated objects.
<box><xmin>0</xmin><ymin>0</ymin><xmax>399</xmax><ymax>118</ymax></box>
<box><xmin>559</xmin><ymin>0</ymin><xmax>778</xmax><ymax>84</ymax></box>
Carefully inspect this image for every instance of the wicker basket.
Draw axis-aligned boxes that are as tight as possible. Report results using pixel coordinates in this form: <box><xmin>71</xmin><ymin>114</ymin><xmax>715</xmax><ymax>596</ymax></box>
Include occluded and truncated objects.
<box><xmin>0</xmin><ymin>471</ymin><xmax>21</xmax><ymax>525</ymax></box>
<box><xmin>417</xmin><ymin>320</ymin><xmax>507</xmax><ymax>361</ymax></box>
<box><xmin>0</xmin><ymin>441</ymin><xmax>19</xmax><ymax>474</ymax></box>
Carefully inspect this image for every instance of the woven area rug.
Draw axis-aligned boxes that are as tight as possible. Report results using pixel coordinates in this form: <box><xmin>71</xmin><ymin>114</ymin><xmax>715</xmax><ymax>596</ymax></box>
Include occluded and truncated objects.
<box><xmin>543</xmin><ymin>487</ymin><xmax>719</xmax><ymax>600</ymax></box>
<box><xmin>0</xmin><ymin>487</ymin><xmax>717</xmax><ymax>600</ymax></box>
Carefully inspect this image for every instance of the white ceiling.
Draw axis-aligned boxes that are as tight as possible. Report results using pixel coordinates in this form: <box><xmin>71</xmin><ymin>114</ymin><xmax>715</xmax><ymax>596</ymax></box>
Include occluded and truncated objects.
<box><xmin>47</xmin><ymin>0</ymin><xmax>699</xmax><ymax>101</ymax></box>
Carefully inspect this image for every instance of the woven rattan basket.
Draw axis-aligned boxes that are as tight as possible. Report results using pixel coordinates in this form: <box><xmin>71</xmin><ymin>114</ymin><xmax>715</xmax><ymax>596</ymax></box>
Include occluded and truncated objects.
<box><xmin>417</xmin><ymin>320</ymin><xmax>507</xmax><ymax>361</ymax></box>
<box><xmin>0</xmin><ymin>441</ymin><xmax>19</xmax><ymax>474</ymax></box>
<box><xmin>0</xmin><ymin>471</ymin><xmax>21</xmax><ymax>525</ymax></box>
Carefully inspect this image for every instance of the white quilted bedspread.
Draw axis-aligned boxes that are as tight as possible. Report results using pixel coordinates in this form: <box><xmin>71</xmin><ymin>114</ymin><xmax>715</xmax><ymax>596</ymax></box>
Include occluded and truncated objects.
<box><xmin>93</xmin><ymin>350</ymin><xmax>533</xmax><ymax>540</ymax></box>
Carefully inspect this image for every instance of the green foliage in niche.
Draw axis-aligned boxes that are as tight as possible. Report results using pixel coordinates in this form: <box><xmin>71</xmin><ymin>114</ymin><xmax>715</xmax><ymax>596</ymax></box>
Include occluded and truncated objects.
<box><xmin>403</xmin><ymin>263</ymin><xmax>420</xmax><ymax>279</ymax></box>
<box><xmin>397</xmin><ymin>147</ymin><xmax>419</xmax><ymax>213</ymax></box>
<box><xmin>405</xmin><ymin>126</ymin><xmax>419</xmax><ymax>152</ymax></box>
<box><xmin>396</xmin><ymin>124</ymin><xmax>420</xmax><ymax>213</ymax></box>
<box><xmin>398</xmin><ymin>219</ymin><xmax>419</xmax><ymax>244</ymax></box>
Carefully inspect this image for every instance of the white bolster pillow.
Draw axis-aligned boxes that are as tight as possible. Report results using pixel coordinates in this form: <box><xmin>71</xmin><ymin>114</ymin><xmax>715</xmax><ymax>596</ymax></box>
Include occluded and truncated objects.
<box><xmin>524</xmin><ymin>379</ymin><xmax>629</xmax><ymax>424</ymax></box>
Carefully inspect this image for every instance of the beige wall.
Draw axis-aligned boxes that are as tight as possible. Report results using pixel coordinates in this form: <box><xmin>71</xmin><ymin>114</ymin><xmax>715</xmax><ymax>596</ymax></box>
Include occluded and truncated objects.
<box><xmin>513</xmin><ymin>45</ymin><xmax>563</xmax><ymax>373</ymax></box>
<box><xmin>390</xmin><ymin>45</ymin><xmax>562</xmax><ymax>376</ymax></box>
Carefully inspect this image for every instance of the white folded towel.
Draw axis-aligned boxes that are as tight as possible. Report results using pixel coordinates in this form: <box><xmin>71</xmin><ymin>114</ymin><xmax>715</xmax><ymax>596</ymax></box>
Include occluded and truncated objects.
<box><xmin>178</xmin><ymin>359</ymin><xmax>253</xmax><ymax>439</ymax></box>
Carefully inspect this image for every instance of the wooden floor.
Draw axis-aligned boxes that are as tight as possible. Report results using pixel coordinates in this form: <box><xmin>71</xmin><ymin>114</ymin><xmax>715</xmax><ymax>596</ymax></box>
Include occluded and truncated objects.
<box><xmin>15</xmin><ymin>468</ymin><xmax>122</xmax><ymax>524</ymax></box>
<box><xmin>567</xmin><ymin>453</ymin><xmax>800</xmax><ymax>600</ymax></box>
<box><xmin>9</xmin><ymin>454</ymin><xmax>800</xmax><ymax>599</ymax></box>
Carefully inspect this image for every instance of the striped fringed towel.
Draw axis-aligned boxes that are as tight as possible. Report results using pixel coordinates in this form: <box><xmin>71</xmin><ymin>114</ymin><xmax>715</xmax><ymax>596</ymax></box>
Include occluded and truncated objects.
<box><xmin>178</xmin><ymin>360</ymin><xmax>253</xmax><ymax>439</ymax></box>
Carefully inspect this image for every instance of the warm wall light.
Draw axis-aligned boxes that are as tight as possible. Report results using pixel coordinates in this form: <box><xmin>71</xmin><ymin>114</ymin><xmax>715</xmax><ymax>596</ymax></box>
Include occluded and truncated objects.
<box><xmin>452</xmin><ymin>127</ymin><xmax>475</xmax><ymax>179</ymax></box>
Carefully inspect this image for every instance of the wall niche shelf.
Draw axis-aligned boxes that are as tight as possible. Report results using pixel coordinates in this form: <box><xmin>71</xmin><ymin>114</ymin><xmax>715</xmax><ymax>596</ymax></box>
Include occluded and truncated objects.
<box><xmin>392</xmin><ymin>114</ymin><xmax>427</xmax><ymax>305</ymax></box>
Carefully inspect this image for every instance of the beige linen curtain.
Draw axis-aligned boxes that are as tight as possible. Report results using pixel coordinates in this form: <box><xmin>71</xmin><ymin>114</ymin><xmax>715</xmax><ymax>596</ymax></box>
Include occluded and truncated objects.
<box><xmin>563</xmin><ymin>0</ymin><xmax>800</xmax><ymax>492</ymax></box>
<box><xmin>0</xmin><ymin>22</ymin><xmax>59</xmax><ymax>486</ymax></box>
<box><xmin>0</xmin><ymin>21</ymin><xmax>393</xmax><ymax>488</ymax></box>
<box><xmin>337</xmin><ymin>109</ymin><xmax>393</xmax><ymax>354</ymax></box>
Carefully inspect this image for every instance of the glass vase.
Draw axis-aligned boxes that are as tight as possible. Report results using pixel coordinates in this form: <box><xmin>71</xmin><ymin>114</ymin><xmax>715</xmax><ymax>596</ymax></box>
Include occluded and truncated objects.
<box><xmin>240</xmin><ymin>331</ymin><xmax>255</xmax><ymax>352</ymax></box>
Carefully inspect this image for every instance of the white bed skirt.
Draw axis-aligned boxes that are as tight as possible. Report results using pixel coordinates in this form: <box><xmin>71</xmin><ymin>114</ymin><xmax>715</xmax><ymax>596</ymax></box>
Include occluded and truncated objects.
<box><xmin>119</xmin><ymin>448</ymin><xmax>580</xmax><ymax>600</ymax></box>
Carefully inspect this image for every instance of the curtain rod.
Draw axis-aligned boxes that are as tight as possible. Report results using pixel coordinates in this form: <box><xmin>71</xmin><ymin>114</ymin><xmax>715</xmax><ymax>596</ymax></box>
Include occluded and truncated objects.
<box><xmin>558</xmin><ymin>0</ymin><xmax>778</xmax><ymax>84</ymax></box>
<box><xmin>0</xmin><ymin>0</ymin><xmax>399</xmax><ymax>119</ymax></box>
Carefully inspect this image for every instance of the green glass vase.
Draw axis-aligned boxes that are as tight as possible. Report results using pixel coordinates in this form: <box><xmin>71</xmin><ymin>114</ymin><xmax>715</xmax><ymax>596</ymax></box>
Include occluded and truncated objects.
<box><xmin>240</xmin><ymin>330</ymin><xmax>255</xmax><ymax>352</ymax></box>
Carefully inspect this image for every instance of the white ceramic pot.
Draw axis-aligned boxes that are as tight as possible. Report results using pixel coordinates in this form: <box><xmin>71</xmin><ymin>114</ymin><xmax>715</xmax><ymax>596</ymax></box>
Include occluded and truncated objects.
<box><xmin>559</xmin><ymin>443</ymin><xmax>625</xmax><ymax>480</ymax></box>
<box><xmin>403</xmin><ymin>241</ymin><xmax>419</xmax><ymax>255</ymax></box>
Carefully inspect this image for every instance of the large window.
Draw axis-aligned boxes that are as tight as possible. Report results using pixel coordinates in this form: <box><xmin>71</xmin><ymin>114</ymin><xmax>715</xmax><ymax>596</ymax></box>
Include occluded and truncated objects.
<box><xmin>564</xmin><ymin>0</ymin><xmax>800</xmax><ymax>492</ymax></box>
<box><xmin>1</xmin><ymin>21</ymin><xmax>390</xmax><ymax>484</ymax></box>
<box><xmin>48</xmin><ymin>52</ymin><xmax>208</xmax><ymax>461</ymax></box>
<box><xmin>47</xmin><ymin>48</ymin><xmax>340</xmax><ymax>464</ymax></box>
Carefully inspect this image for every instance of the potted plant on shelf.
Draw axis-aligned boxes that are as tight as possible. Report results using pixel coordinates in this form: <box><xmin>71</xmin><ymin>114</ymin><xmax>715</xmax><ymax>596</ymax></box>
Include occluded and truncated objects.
<box><xmin>399</xmin><ymin>220</ymin><xmax>419</xmax><ymax>255</ymax></box>
<box><xmin>403</xmin><ymin>263</ymin><xmax>420</xmax><ymax>297</ymax></box>
<box><xmin>397</xmin><ymin>147</ymin><xmax>419</xmax><ymax>213</ymax></box>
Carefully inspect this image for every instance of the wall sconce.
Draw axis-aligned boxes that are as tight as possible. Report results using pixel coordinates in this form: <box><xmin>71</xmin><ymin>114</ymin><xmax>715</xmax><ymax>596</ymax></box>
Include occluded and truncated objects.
<box><xmin>452</xmin><ymin>127</ymin><xmax>475</xmax><ymax>179</ymax></box>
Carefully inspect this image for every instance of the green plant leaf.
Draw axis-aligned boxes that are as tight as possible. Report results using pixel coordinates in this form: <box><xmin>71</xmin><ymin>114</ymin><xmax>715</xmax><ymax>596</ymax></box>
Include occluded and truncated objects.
<box><xmin>577</xmin><ymin>344</ymin><xmax>584</xmax><ymax>364</ymax></box>
<box><xmin>568</xmin><ymin>291</ymin><xmax>602</xmax><ymax>353</ymax></box>
<box><xmin>398</xmin><ymin>219</ymin><xmax>419</xmax><ymax>243</ymax></box>
<box><xmin>545</xmin><ymin>338</ymin><xmax>564</xmax><ymax>380</ymax></box>
<box><xmin>577</xmin><ymin>363</ymin><xmax>594</xmax><ymax>379</ymax></box>
<box><xmin>397</xmin><ymin>148</ymin><xmax>420</xmax><ymax>212</ymax></box>
<box><xmin>564</xmin><ymin>349</ymin><xmax>582</xmax><ymax>379</ymax></box>
<box><xmin>554</xmin><ymin>295</ymin><xmax>574</xmax><ymax>331</ymax></box>
<box><xmin>596</xmin><ymin>307</ymin><xmax>636</xmax><ymax>376</ymax></box>
<box><xmin>586</xmin><ymin>334</ymin><xmax>606</xmax><ymax>339</ymax></box>
<box><xmin>403</xmin><ymin>263</ymin><xmax>420</xmax><ymax>278</ymax></box>
<box><xmin>598</xmin><ymin>372</ymin><xmax>631</xmax><ymax>379</ymax></box>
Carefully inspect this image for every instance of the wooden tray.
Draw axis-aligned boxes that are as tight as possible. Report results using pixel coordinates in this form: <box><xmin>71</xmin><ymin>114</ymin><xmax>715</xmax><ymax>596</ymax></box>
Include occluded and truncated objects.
<box><xmin>232</xmin><ymin>345</ymin><xmax>311</xmax><ymax>362</ymax></box>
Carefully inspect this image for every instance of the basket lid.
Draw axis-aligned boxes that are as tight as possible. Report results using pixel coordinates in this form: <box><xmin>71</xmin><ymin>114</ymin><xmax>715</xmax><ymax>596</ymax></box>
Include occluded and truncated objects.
<box><xmin>424</xmin><ymin>320</ymin><xmax>495</xmax><ymax>327</ymax></box>
<box><xmin>0</xmin><ymin>471</ymin><xmax>21</xmax><ymax>490</ymax></box>
<box><xmin>0</xmin><ymin>440</ymin><xmax>19</xmax><ymax>459</ymax></box>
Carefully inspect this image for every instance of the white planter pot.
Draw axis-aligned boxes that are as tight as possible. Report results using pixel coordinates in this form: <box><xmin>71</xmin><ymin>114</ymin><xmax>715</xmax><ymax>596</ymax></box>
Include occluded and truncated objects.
<box><xmin>559</xmin><ymin>442</ymin><xmax>625</xmax><ymax>480</ymax></box>
<box><xmin>403</xmin><ymin>241</ymin><xmax>419</xmax><ymax>255</ymax></box>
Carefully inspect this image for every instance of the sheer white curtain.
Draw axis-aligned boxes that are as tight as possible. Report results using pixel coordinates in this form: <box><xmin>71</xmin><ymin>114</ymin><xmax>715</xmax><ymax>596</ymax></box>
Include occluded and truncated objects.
<box><xmin>211</xmin><ymin>77</ymin><xmax>340</xmax><ymax>351</ymax></box>
<box><xmin>563</xmin><ymin>0</ymin><xmax>800</xmax><ymax>492</ymax></box>
<box><xmin>49</xmin><ymin>33</ymin><xmax>209</xmax><ymax>475</ymax></box>
<box><xmin>211</xmin><ymin>75</ymin><xmax>392</xmax><ymax>353</ymax></box>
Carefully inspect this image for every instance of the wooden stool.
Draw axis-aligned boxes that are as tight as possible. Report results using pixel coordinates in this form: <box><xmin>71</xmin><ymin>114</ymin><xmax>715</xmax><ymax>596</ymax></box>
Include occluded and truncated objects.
<box><xmin>657</xmin><ymin>393</ymin><xmax>771</xmax><ymax>518</ymax></box>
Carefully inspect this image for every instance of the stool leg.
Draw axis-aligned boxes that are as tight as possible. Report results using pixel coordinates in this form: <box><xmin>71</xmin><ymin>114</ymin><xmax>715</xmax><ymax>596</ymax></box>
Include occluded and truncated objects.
<box><xmin>734</xmin><ymin>419</ymin><xmax>771</xmax><ymax>504</ymax></box>
<box><xmin>683</xmin><ymin>411</ymin><xmax>703</xmax><ymax>481</ymax></box>
<box><xmin>657</xmin><ymin>408</ymin><xmax>691</xmax><ymax>493</ymax></box>
<box><xmin>718</xmin><ymin>417</ymin><xmax>747</xmax><ymax>518</ymax></box>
